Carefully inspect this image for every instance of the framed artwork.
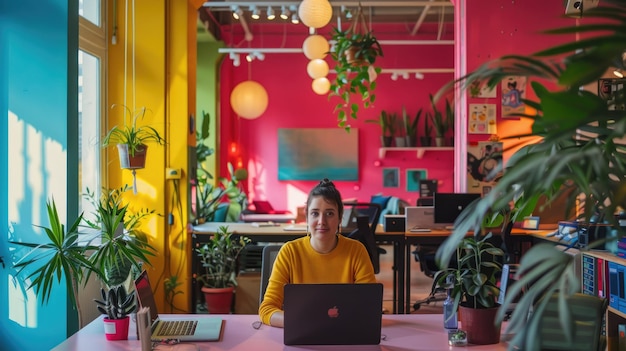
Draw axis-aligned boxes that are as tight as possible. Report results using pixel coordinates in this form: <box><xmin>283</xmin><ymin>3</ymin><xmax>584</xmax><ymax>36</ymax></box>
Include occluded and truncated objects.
<box><xmin>383</xmin><ymin>168</ymin><xmax>399</xmax><ymax>188</ymax></box>
<box><xmin>469</xmin><ymin>104</ymin><xmax>497</xmax><ymax>134</ymax></box>
<box><xmin>406</xmin><ymin>169</ymin><xmax>428</xmax><ymax>192</ymax></box>
<box><xmin>501</xmin><ymin>76</ymin><xmax>527</xmax><ymax>117</ymax></box>
<box><xmin>278</xmin><ymin>128</ymin><xmax>359</xmax><ymax>180</ymax></box>
<box><xmin>467</xmin><ymin>141</ymin><xmax>503</xmax><ymax>195</ymax></box>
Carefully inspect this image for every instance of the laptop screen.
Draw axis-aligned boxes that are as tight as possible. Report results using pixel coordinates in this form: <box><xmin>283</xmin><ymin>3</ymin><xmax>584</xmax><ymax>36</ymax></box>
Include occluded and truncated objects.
<box><xmin>134</xmin><ymin>270</ymin><xmax>160</xmax><ymax>324</ymax></box>
<box><xmin>434</xmin><ymin>192</ymin><xmax>481</xmax><ymax>225</ymax></box>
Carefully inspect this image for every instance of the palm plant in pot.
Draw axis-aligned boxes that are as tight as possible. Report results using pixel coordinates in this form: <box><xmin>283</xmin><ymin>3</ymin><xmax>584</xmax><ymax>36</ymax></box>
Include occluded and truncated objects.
<box><xmin>366</xmin><ymin>110</ymin><xmax>395</xmax><ymax>147</ymax></box>
<box><xmin>195</xmin><ymin>225</ymin><xmax>250</xmax><ymax>313</ymax></box>
<box><xmin>403</xmin><ymin>107</ymin><xmax>421</xmax><ymax>147</ymax></box>
<box><xmin>329</xmin><ymin>5</ymin><xmax>383</xmax><ymax>130</ymax></box>
<box><xmin>94</xmin><ymin>285</ymin><xmax>136</xmax><ymax>340</ymax></box>
<box><xmin>433</xmin><ymin>233</ymin><xmax>504</xmax><ymax>345</ymax></box>
<box><xmin>102</xmin><ymin>104</ymin><xmax>165</xmax><ymax>170</ymax></box>
<box><xmin>437</xmin><ymin>1</ymin><xmax>626</xmax><ymax>349</ymax></box>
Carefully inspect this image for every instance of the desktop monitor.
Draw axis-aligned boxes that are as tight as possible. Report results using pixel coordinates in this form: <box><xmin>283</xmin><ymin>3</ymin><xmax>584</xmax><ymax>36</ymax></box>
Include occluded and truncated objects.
<box><xmin>433</xmin><ymin>192</ymin><xmax>481</xmax><ymax>226</ymax></box>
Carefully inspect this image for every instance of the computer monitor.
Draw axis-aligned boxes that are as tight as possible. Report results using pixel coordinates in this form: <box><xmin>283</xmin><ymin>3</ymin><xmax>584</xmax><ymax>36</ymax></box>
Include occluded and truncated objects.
<box><xmin>433</xmin><ymin>192</ymin><xmax>481</xmax><ymax>226</ymax></box>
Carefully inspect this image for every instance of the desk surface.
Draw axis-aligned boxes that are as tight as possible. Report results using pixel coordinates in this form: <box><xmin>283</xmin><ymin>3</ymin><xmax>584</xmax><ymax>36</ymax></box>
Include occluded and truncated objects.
<box><xmin>52</xmin><ymin>314</ymin><xmax>509</xmax><ymax>351</ymax></box>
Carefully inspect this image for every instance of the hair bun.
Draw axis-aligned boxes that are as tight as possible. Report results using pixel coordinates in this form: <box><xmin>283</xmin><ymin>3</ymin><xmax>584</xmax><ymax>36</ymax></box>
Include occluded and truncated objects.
<box><xmin>319</xmin><ymin>178</ymin><xmax>334</xmax><ymax>187</ymax></box>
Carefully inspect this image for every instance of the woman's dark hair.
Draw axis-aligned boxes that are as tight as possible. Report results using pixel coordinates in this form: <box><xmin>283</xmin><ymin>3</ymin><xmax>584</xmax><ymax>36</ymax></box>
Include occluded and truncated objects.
<box><xmin>306</xmin><ymin>178</ymin><xmax>344</xmax><ymax>220</ymax></box>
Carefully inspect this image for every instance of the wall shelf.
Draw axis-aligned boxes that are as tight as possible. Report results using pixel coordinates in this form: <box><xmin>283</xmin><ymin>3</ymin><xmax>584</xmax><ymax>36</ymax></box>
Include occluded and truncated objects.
<box><xmin>378</xmin><ymin>146</ymin><xmax>454</xmax><ymax>159</ymax></box>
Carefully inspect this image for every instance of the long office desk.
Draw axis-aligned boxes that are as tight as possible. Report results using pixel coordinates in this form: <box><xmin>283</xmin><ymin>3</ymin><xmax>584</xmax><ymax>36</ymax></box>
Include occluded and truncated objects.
<box><xmin>192</xmin><ymin>222</ymin><xmax>407</xmax><ymax>314</ymax></box>
<box><xmin>52</xmin><ymin>314</ymin><xmax>510</xmax><ymax>351</ymax></box>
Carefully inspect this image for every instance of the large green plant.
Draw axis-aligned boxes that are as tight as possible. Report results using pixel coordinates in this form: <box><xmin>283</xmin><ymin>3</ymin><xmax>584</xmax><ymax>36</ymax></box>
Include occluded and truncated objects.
<box><xmin>102</xmin><ymin>105</ymin><xmax>165</xmax><ymax>156</ymax></box>
<box><xmin>195</xmin><ymin>225</ymin><xmax>250</xmax><ymax>288</ymax></box>
<box><xmin>329</xmin><ymin>6</ymin><xmax>383</xmax><ymax>131</ymax></box>
<box><xmin>436</xmin><ymin>2</ymin><xmax>626</xmax><ymax>349</ymax></box>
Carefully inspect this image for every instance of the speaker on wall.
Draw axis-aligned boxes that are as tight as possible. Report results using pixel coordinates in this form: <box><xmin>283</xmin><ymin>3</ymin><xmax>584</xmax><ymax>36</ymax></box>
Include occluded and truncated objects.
<box><xmin>565</xmin><ymin>0</ymin><xmax>600</xmax><ymax>18</ymax></box>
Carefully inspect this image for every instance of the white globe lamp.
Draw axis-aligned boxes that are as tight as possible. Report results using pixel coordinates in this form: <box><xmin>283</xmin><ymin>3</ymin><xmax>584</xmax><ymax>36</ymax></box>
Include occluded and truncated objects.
<box><xmin>230</xmin><ymin>80</ymin><xmax>269</xmax><ymax>119</ymax></box>
<box><xmin>312</xmin><ymin>77</ymin><xmax>331</xmax><ymax>95</ymax></box>
<box><xmin>302</xmin><ymin>34</ymin><xmax>330</xmax><ymax>60</ymax></box>
<box><xmin>298</xmin><ymin>0</ymin><xmax>333</xmax><ymax>29</ymax></box>
<box><xmin>307</xmin><ymin>59</ymin><xmax>329</xmax><ymax>79</ymax></box>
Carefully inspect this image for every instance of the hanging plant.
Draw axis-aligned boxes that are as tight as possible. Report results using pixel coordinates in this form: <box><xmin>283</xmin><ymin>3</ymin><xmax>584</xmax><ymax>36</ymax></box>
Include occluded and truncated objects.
<box><xmin>329</xmin><ymin>5</ymin><xmax>383</xmax><ymax>131</ymax></box>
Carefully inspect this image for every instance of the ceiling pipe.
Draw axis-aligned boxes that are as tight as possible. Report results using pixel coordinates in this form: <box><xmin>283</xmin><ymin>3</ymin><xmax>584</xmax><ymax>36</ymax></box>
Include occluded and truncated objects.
<box><xmin>410</xmin><ymin>0</ymin><xmax>434</xmax><ymax>36</ymax></box>
<box><xmin>201</xmin><ymin>1</ymin><xmax>454</xmax><ymax>9</ymax></box>
<box><xmin>218</xmin><ymin>39</ymin><xmax>454</xmax><ymax>54</ymax></box>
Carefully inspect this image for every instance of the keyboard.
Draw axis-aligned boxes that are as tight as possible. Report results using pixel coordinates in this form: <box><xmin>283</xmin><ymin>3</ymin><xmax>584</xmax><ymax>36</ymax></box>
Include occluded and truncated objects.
<box><xmin>156</xmin><ymin>320</ymin><xmax>197</xmax><ymax>336</ymax></box>
<box><xmin>410</xmin><ymin>227</ymin><xmax>431</xmax><ymax>233</ymax></box>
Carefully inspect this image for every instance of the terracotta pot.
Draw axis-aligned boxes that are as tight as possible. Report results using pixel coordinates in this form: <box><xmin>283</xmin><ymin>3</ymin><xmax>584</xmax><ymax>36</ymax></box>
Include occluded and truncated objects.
<box><xmin>202</xmin><ymin>286</ymin><xmax>234</xmax><ymax>314</ymax></box>
<box><xmin>116</xmin><ymin>143</ymin><xmax>148</xmax><ymax>169</ymax></box>
<box><xmin>345</xmin><ymin>46</ymin><xmax>365</xmax><ymax>66</ymax></box>
<box><xmin>458</xmin><ymin>305</ymin><xmax>501</xmax><ymax>345</ymax></box>
<box><xmin>103</xmin><ymin>316</ymin><xmax>130</xmax><ymax>341</ymax></box>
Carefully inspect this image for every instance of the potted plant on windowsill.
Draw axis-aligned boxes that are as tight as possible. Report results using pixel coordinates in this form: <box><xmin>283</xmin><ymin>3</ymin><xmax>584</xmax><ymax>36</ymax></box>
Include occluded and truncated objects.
<box><xmin>436</xmin><ymin>2</ymin><xmax>626</xmax><ymax>349</ymax></box>
<box><xmin>433</xmin><ymin>233</ymin><xmax>504</xmax><ymax>345</ymax></box>
<box><xmin>329</xmin><ymin>5</ymin><xmax>383</xmax><ymax>131</ymax></box>
<box><xmin>102</xmin><ymin>104</ymin><xmax>165</xmax><ymax>170</ymax></box>
<box><xmin>195</xmin><ymin>225</ymin><xmax>250</xmax><ymax>314</ymax></box>
<box><xmin>94</xmin><ymin>285</ymin><xmax>136</xmax><ymax>340</ymax></box>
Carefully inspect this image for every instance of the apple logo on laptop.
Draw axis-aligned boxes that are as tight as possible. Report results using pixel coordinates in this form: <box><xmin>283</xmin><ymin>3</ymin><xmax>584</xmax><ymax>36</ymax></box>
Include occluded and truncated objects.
<box><xmin>327</xmin><ymin>306</ymin><xmax>339</xmax><ymax>318</ymax></box>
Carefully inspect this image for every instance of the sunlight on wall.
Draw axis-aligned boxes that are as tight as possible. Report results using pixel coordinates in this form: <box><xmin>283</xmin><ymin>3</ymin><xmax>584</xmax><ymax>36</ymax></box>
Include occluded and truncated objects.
<box><xmin>286</xmin><ymin>184</ymin><xmax>306</xmax><ymax>215</ymax></box>
<box><xmin>8</xmin><ymin>111</ymin><xmax>26</xmax><ymax>222</ymax></box>
<box><xmin>8</xmin><ymin>274</ymin><xmax>37</xmax><ymax>328</ymax></box>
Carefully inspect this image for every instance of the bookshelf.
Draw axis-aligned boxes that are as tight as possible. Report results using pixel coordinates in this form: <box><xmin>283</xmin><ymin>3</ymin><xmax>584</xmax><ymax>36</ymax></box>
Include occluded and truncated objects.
<box><xmin>582</xmin><ymin>250</ymin><xmax>626</xmax><ymax>351</ymax></box>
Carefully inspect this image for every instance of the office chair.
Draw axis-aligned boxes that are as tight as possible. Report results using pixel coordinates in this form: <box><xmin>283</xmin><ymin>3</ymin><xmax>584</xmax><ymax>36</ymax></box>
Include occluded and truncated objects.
<box><xmin>535</xmin><ymin>293</ymin><xmax>608</xmax><ymax>351</ymax></box>
<box><xmin>342</xmin><ymin>202</ymin><xmax>387</xmax><ymax>260</ymax></box>
<box><xmin>346</xmin><ymin>216</ymin><xmax>380</xmax><ymax>274</ymax></box>
<box><xmin>259</xmin><ymin>244</ymin><xmax>282</xmax><ymax>304</ymax></box>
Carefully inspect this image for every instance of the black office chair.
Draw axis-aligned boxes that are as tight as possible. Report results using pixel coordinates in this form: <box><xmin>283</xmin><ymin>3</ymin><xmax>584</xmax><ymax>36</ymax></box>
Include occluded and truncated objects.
<box><xmin>345</xmin><ymin>216</ymin><xmax>380</xmax><ymax>274</ymax></box>
<box><xmin>259</xmin><ymin>244</ymin><xmax>282</xmax><ymax>304</ymax></box>
<box><xmin>342</xmin><ymin>202</ymin><xmax>387</xmax><ymax>260</ymax></box>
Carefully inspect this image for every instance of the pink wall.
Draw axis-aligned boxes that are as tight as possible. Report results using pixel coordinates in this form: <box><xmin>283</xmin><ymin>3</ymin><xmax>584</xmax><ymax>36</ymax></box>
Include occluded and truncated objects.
<box><xmin>215</xmin><ymin>1</ymin><xmax>588</xmax><ymax>214</ymax></box>
<box><xmin>218</xmin><ymin>22</ymin><xmax>455</xmax><ymax>212</ymax></box>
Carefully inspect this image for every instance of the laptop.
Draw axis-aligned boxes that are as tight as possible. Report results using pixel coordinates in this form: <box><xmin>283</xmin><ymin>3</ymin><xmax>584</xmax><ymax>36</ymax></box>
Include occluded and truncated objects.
<box><xmin>405</xmin><ymin>206</ymin><xmax>436</xmax><ymax>232</ymax></box>
<box><xmin>283</xmin><ymin>283</ymin><xmax>384</xmax><ymax>345</ymax></box>
<box><xmin>434</xmin><ymin>192</ymin><xmax>481</xmax><ymax>229</ymax></box>
<box><xmin>133</xmin><ymin>270</ymin><xmax>223</xmax><ymax>342</ymax></box>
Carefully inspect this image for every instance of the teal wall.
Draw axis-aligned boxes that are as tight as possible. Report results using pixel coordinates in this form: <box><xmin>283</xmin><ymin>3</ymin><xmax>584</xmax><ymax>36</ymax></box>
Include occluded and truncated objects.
<box><xmin>0</xmin><ymin>0</ymin><xmax>79</xmax><ymax>349</ymax></box>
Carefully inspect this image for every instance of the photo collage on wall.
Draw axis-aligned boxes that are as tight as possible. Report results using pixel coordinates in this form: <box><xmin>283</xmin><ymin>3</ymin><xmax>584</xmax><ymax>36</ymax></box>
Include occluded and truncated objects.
<box><xmin>467</xmin><ymin>141</ymin><xmax>504</xmax><ymax>195</ymax></box>
<box><xmin>468</xmin><ymin>76</ymin><xmax>527</xmax><ymax>135</ymax></box>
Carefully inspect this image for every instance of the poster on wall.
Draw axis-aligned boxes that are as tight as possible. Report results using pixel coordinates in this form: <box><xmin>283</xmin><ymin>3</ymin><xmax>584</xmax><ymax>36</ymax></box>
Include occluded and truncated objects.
<box><xmin>469</xmin><ymin>104</ymin><xmax>497</xmax><ymax>134</ymax></box>
<box><xmin>278</xmin><ymin>128</ymin><xmax>359</xmax><ymax>180</ymax></box>
<box><xmin>406</xmin><ymin>169</ymin><xmax>428</xmax><ymax>192</ymax></box>
<box><xmin>467</xmin><ymin>141</ymin><xmax>503</xmax><ymax>194</ymax></box>
<box><xmin>383</xmin><ymin>168</ymin><xmax>399</xmax><ymax>188</ymax></box>
<box><xmin>501</xmin><ymin>76</ymin><xmax>527</xmax><ymax>117</ymax></box>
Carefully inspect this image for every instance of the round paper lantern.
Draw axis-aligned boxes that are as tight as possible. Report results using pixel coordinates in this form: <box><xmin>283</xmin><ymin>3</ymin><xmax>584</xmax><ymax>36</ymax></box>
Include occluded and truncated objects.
<box><xmin>230</xmin><ymin>80</ymin><xmax>269</xmax><ymax>119</ymax></box>
<box><xmin>307</xmin><ymin>59</ymin><xmax>329</xmax><ymax>79</ymax></box>
<box><xmin>312</xmin><ymin>77</ymin><xmax>330</xmax><ymax>95</ymax></box>
<box><xmin>302</xmin><ymin>34</ymin><xmax>330</xmax><ymax>60</ymax></box>
<box><xmin>298</xmin><ymin>0</ymin><xmax>333</xmax><ymax>29</ymax></box>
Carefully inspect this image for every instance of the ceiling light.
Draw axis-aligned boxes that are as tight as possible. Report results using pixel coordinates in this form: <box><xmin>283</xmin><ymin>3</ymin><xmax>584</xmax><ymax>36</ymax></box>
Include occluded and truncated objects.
<box><xmin>246</xmin><ymin>53</ymin><xmax>253</xmax><ymax>62</ymax></box>
<box><xmin>267</xmin><ymin>6</ymin><xmax>275</xmax><ymax>20</ymax></box>
<box><xmin>254</xmin><ymin>52</ymin><xmax>265</xmax><ymax>61</ymax></box>
<box><xmin>415</xmin><ymin>72</ymin><xmax>424</xmax><ymax>79</ymax></box>
<box><xmin>231</xmin><ymin>5</ymin><xmax>243</xmax><ymax>20</ymax></box>
<box><xmin>291</xmin><ymin>12</ymin><xmax>300</xmax><ymax>24</ymax></box>
<box><xmin>229</xmin><ymin>52</ymin><xmax>241</xmax><ymax>67</ymax></box>
<box><xmin>250</xmin><ymin>6</ymin><xmax>260</xmax><ymax>20</ymax></box>
<box><xmin>391</xmin><ymin>73</ymin><xmax>398</xmax><ymax>81</ymax></box>
<box><xmin>402</xmin><ymin>72</ymin><xmax>410</xmax><ymax>80</ymax></box>
<box><xmin>614</xmin><ymin>69</ymin><xmax>624</xmax><ymax>78</ymax></box>
<box><xmin>280</xmin><ymin>6</ymin><xmax>290</xmax><ymax>20</ymax></box>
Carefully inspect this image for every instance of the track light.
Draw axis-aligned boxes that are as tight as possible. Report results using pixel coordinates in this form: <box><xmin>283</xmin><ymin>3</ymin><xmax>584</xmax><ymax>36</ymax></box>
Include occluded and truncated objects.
<box><xmin>280</xmin><ymin>6</ymin><xmax>290</xmax><ymax>20</ymax></box>
<box><xmin>614</xmin><ymin>69</ymin><xmax>624</xmax><ymax>78</ymax></box>
<box><xmin>402</xmin><ymin>72</ymin><xmax>410</xmax><ymax>80</ymax></box>
<box><xmin>267</xmin><ymin>6</ymin><xmax>275</xmax><ymax>20</ymax></box>
<box><xmin>391</xmin><ymin>73</ymin><xmax>398</xmax><ymax>81</ymax></box>
<box><xmin>229</xmin><ymin>52</ymin><xmax>241</xmax><ymax>67</ymax></box>
<box><xmin>290</xmin><ymin>5</ymin><xmax>299</xmax><ymax>24</ymax></box>
<box><xmin>415</xmin><ymin>72</ymin><xmax>424</xmax><ymax>79</ymax></box>
<box><xmin>245</xmin><ymin>51</ymin><xmax>266</xmax><ymax>62</ymax></box>
<box><xmin>246</xmin><ymin>53</ymin><xmax>253</xmax><ymax>62</ymax></box>
<box><xmin>250</xmin><ymin>6</ymin><xmax>260</xmax><ymax>20</ymax></box>
<box><xmin>231</xmin><ymin>5</ymin><xmax>243</xmax><ymax>20</ymax></box>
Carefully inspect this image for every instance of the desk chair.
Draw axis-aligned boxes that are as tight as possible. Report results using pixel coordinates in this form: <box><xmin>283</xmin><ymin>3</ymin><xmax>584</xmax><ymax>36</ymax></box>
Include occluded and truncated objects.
<box><xmin>535</xmin><ymin>293</ymin><xmax>608</xmax><ymax>351</ymax></box>
<box><xmin>342</xmin><ymin>202</ymin><xmax>386</xmax><ymax>261</ymax></box>
<box><xmin>259</xmin><ymin>244</ymin><xmax>282</xmax><ymax>304</ymax></box>
<box><xmin>345</xmin><ymin>216</ymin><xmax>380</xmax><ymax>274</ymax></box>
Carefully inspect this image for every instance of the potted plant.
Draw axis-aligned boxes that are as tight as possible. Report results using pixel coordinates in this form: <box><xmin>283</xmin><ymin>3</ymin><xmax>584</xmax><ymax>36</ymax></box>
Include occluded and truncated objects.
<box><xmin>94</xmin><ymin>285</ymin><xmax>136</xmax><ymax>340</ymax></box>
<box><xmin>429</xmin><ymin>94</ymin><xmax>449</xmax><ymax>147</ymax></box>
<box><xmin>102</xmin><ymin>104</ymin><xmax>165</xmax><ymax>170</ymax></box>
<box><xmin>366</xmin><ymin>110</ymin><xmax>394</xmax><ymax>147</ymax></box>
<box><xmin>329</xmin><ymin>5</ymin><xmax>383</xmax><ymax>130</ymax></box>
<box><xmin>437</xmin><ymin>2</ymin><xmax>626</xmax><ymax>349</ymax></box>
<box><xmin>421</xmin><ymin>112</ymin><xmax>433</xmax><ymax>147</ymax></box>
<box><xmin>433</xmin><ymin>234</ymin><xmax>504</xmax><ymax>345</ymax></box>
<box><xmin>403</xmin><ymin>107</ymin><xmax>421</xmax><ymax>147</ymax></box>
<box><xmin>195</xmin><ymin>225</ymin><xmax>250</xmax><ymax>313</ymax></box>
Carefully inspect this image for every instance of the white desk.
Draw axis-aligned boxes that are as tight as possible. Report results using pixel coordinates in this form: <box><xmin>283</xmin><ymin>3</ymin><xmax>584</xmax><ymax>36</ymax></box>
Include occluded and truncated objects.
<box><xmin>52</xmin><ymin>314</ymin><xmax>508</xmax><ymax>350</ymax></box>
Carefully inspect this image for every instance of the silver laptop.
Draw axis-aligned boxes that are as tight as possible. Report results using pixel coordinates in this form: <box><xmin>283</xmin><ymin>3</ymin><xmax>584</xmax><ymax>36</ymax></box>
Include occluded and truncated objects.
<box><xmin>134</xmin><ymin>270</ymin><xmax>223</xmax><ymax>341</ymax></box>
<box><xmin>283</xmin><ymin>283</ymin><xmax>383</xmax><ymax>345</ymax></box>
<box><xmin>405</xmin><ymin>206</ymin><xmax>435</xmax><ymax>231</ymax></box>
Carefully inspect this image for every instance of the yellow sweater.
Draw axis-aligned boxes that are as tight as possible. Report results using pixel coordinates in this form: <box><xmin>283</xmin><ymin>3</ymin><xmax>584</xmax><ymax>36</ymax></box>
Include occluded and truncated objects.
<box><xmin>258</xmin><ymin>235</ymin><xmax>377</xmax><ymax>325</ymax></box>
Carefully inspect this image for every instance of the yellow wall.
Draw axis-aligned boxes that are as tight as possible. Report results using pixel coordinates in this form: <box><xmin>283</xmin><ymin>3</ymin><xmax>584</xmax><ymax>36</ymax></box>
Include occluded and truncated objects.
<box><xmin>106</xmin><ymin>0</ymin><xmax>197</xmax><ymax>313</ymax></box>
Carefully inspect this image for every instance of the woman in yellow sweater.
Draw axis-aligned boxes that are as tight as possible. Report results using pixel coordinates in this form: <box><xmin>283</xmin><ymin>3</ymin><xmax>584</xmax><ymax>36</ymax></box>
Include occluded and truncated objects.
<box><xmin>258</xmin><ymin>179</ymin><xmax>377</xmax><ymax>327</ymax></box>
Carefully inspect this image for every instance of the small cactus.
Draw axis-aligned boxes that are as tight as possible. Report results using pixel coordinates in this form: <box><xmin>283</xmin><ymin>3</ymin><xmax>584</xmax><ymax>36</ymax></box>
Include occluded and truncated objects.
<box><xmin>94</xmin><ymin>285</ymin><xmax>136</xmax><ymax>320</ymax></box>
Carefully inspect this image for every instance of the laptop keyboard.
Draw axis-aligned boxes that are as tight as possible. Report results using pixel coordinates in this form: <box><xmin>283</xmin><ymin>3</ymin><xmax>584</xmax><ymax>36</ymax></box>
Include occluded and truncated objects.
<box><xmin>156</xmin><ymin>320</ymin><xmax>197</xmax><ymax>336</ymax></box>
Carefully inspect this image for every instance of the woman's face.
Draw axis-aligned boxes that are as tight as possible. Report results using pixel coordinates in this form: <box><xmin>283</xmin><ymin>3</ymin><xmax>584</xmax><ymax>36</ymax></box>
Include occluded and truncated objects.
<box><xmin>307</xmin><ymin>196</ymin><xmax>340</xmax><ymax>241</ymax></box>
